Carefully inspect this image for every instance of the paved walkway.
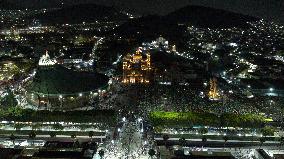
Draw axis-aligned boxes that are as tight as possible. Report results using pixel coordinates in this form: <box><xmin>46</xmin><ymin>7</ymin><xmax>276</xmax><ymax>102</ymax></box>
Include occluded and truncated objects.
<box><xmin>102</xmin><ymin>120</ymin><xmax>153</xmax><ymax>159</ymax></box>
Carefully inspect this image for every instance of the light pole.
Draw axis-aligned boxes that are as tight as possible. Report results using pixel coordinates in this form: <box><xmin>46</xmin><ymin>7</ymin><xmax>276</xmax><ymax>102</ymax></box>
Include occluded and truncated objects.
<box><xmin>138</xmin><ymin>118</ymin><xmax>144</xmax><ymax>134</ymax></box>
<box><xmin>59</xmin><ymin>95</ymin><xmax>63</xmax><ymax>108</ymax></box>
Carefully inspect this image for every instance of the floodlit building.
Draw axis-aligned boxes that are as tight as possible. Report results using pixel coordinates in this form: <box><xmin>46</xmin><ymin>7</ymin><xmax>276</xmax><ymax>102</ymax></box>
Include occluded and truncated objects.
<box><xmin>0</xmin><ymin>61</ymin><xmax>19</xmax><ymax>81</ymax></box>
<box><xmin>122</xmin><ymin>48</ymin><xmax>152</xmax><ymax>84</ymax></box>
<box><xmin>38</xmin><ymin>51</ymin><xmax>57</xmax><ymax>66</ymax></box>
<box><xmin>208</xmin><ymin>77</ymin><xmax>220</xmax><ymax>100</ymax></box>
<box><xmin>142</xmin><ymin>36</ymin><xmax>169</xmax><ymax>50</ymax></box>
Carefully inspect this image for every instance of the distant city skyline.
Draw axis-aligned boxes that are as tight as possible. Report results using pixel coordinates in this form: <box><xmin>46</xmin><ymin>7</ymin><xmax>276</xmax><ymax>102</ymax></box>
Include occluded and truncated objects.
<box><xmin>6</xmin><ymin>0</ymin><xmax>284</xmax><ymax>24</ymax></box>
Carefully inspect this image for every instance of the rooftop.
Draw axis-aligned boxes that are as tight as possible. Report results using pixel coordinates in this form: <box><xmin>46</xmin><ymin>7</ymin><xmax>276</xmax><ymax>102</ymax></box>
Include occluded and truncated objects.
<box><xmin>26</xmin><ymin>65</ymin><xmax>109</xmax><ymax>96</ymax></box>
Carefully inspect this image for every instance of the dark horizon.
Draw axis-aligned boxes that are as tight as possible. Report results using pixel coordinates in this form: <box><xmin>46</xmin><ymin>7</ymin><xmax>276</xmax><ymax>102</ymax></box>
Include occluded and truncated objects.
<box><xmin>3</xmin><ymin>0</ymin><xmax>284</xmax><ymax>24</ymax></box>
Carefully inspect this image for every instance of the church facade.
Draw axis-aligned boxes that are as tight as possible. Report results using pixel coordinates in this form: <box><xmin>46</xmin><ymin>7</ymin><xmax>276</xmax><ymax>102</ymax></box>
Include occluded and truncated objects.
<box><xmin>122</xmin><ymin>48</ymin><xmax>152</xmax><ymax>84</ymax></box>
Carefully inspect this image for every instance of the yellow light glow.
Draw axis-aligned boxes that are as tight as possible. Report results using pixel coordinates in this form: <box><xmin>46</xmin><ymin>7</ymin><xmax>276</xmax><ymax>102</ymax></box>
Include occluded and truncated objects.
<box><xmin>122</xmin><ymin>49</ymin><xmax>152</xmax><ymax>84</ymax></box>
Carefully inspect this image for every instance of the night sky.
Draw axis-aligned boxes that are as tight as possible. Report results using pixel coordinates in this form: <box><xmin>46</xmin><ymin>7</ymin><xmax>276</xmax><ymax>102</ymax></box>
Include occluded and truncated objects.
<box><xmin>8</xmin><ymin>0</ymin><xmax>284</xmax><ymax>24</ymax></box>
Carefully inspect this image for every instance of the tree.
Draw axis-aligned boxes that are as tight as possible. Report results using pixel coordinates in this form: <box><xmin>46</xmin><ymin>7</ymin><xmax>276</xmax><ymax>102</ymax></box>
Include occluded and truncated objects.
<box><xmin>162</xmin><ymin>134</ymin><xmax>169</xmax><ymax>148</ymax></box>
<box><xmin>7</xmin><ymin>106</ymin><xmax>22</xmax><ymax>117</ymax></box>
<box><xmin>89</xmin><ymin>142</ymin><xmax>98</xmax><ymax>152</ymax></box>
<box><xmin>279</xmin><ymin>136</ymin><xmax>284</xmax><ymax>152</ymax></box>
<box><xmin>259</xmin><ymin>137</ymin><xmax>266</xmax><ymax>148</ymax></box>
<box><xmin>1</xmin><ymin>88</ymin><xmax>18</xmax><ymax>108</ymax></box>
<box><xmin>198</xmin><ymin>127</ymin><xmax>208</xmax><ymax>135</ymax></box>
<box><xmin>49</xmin><ymin>132</ymin><xmax>56</xmax><ymax>138</ymax></box>
<box><xmin>14</xmin><ymin>123</ymin><xmax>25</xmax><ymax>130</ymax></box>
<box><xmin>202</xmin><ymin>136</ymin><xmax>207</xmax><ymax>146</ymax></box>
<box><xmin>280</xmin><ymin>136</ymin><xmax>284</xmax><ymax>146</ymax></box>
<box><xmin>78</xmin><ymin>124</ymin><xmax>91</xmax><ymax>131</ymax></box>
<box><xmin>178</xmin><ymin>137</ymin><xmax>186</xmax><ymax>147</ymax></box>
<box><xmin>73</xmin><ymin>140</ymin><xmax>80</xmax><ymax>148</ymax></box>
<box><xmin>223</xmin><ymin>136</ymin><xmax>229</xmax><ymax>148</ymax></box>
<box><xmin>88</xmin><ymin>131</ymin><xmax>94</xmax><ymax>139</ymax></box>
<box><xmin>52</xmin><ymin>123</ymin><xmax>64</xmax><ymax>131</ymax></box>
<box><xmin>32</xmin><ymin>123</ymin><xmax>41</xmax><ymax>131</ymax></box>
<box><xmin>261</xmin><ymin>126</ymin><xmax>275</xmax><ymax>137</ymax></box>
<box><xmin>10</xmin><ymin>134</ymin><xmax>16</xmax><ymax>146</ymax></box>
<box><xmin>29</xmin><ymin>131</ymin><xmax>36</xmax><ymax>138</ymax></box>
<box><xmin>154</xmin><ymin>126</ymin><xmax>163</xmax><ymax>133</ymax></box>
<box><xmin>71</xmin><ymin>134</ymin><xmax>77</xmax><ymax>139</ymax></box>
<box><xmin>98</xmin><ymin>149</ymin><xmax>104</xmax><ymax>159</ymax></box>
<box><xmin>148</xmin><ymin>149</ymin><xmax>156</xmax><ymax>158</ymax></box>
<box><xmin>29</xmin><ymin>131</ymin><xmax>36</xmax><ymax>146</ymax></box>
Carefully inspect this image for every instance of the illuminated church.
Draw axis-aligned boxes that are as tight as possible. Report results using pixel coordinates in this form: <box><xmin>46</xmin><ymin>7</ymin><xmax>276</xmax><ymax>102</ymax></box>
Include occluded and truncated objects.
<box><xmin>208</xmin><ymin>77</ymin><xmax>220</xmax><ymax>100</ymax></box>
<box><xmin>38</xmin><ymin>51</ymin><xmax>57</xmax><ymax>66</ymax></box>
<box><xmin>122</xmin><ymin>48</ymin><xmax>152</xmax><ymax>84</ymax></box>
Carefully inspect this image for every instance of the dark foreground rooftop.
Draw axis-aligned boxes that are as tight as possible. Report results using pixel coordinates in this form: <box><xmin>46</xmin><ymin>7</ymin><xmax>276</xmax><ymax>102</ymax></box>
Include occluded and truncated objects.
<box><xmin>27</xmin><ymin>65</ymin><xmax>109</xmax><ymax>96</ymax></box>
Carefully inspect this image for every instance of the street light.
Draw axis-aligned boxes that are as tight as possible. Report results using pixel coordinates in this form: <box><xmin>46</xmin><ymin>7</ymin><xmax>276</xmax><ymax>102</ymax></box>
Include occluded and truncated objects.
<box><xmin>269</xmin><ymin>88</ymin><xmax>274</xmax><ymax>92</ymax></box>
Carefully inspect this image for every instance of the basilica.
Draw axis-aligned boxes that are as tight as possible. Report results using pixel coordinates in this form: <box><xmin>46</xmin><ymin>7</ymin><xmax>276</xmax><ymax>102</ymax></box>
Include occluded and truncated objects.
<box><xmin>122</xmin><ymin>48</ymin><xmax>152</xmax><ymax>84</ymax></box>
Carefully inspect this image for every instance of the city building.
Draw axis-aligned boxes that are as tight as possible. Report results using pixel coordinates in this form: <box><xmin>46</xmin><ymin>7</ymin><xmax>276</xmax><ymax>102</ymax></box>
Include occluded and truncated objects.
<box><xmin>4</xmin><ymin>28</ymin><xmax>21</xmax><ymax>41</ymax></box>
<box><xmin>208</xmin><ymin>77</ymin><xmax>221</xmax><ymax>100</ymax></box>
<box><xmin>122</xmin><ymin>48</ymin><xmax>152</xmax><ymax>84</ymax></box>
<box><xmin>38</xmin><ymin>51</ymin><xmax>57</xmax><ymax>66</ymax></box>
<box><xmin>142</xmin><ymin>36</ymin><xmax>169</xmax><ymax>51</ymax></box>
<box><xmin>25</xmin><ymin>53</ymin><xmax>109</xmax><ymax>109</ymax></box>
<box><xmin>0</xmin><ymin>61</ymin><xmax>19</xmax><ymax>81</ymax></box>
<box><xmin>57</xmin><ymin>47</ymin><xmax>92</xmax><ymax>65</ymax></box>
